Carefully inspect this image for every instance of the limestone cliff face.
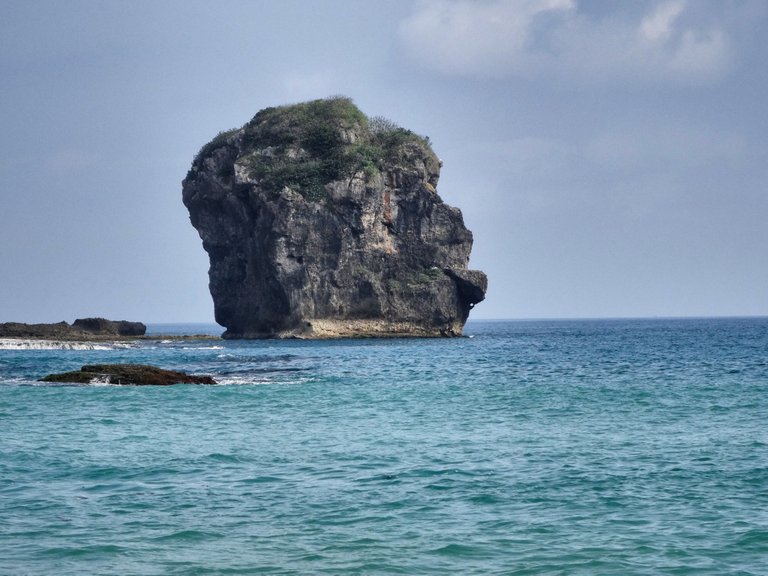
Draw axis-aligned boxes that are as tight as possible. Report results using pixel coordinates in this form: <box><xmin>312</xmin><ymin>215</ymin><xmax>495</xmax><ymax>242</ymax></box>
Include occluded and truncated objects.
<box><xmin>182</xmin><ymin>97</ymin><xmax>487</xmax><ymax>338</ymax></box>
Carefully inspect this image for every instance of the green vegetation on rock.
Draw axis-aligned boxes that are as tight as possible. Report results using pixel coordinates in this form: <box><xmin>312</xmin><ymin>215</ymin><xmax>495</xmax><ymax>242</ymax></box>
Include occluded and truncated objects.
<box><xmin>193</xmin><ymin>128</ymin><xmax>239</xmax><ymax>163</ymax></box>
<box><xmin>191</xmin><ymin>96</ymin><xmax>435</xmax><ymax>201</ymax></box>
<box><xmin>411</xmin><ymin>267</ymin><xmax>444</xmax><ymax>285</ymax></box>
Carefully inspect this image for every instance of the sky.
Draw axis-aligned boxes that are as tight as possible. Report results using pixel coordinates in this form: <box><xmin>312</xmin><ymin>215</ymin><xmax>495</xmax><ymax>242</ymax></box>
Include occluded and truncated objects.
<box><xmin>1</xmin><ymin>0</ymin><xmax>767</xmax><ymax>323</ymax></box>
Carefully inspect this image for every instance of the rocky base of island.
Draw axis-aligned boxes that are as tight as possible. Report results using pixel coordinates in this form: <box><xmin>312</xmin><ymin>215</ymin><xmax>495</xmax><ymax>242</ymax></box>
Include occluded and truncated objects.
<box><xmin>240</xmin><ymin>318</ymin><xmax>468</xmax><ymax>339</ymax></box>
<box><xmin>41</xmin><ymin>364</ymin><xmax>217</xmax><ymax>386</ymax></box>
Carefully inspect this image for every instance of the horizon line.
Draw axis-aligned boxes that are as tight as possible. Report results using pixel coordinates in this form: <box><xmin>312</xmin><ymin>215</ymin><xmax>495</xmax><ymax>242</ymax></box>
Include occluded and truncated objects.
<box><xmin>142</xmin><ymin>314</ymin><xmax>768</xmax><ymax>326</ymax></box>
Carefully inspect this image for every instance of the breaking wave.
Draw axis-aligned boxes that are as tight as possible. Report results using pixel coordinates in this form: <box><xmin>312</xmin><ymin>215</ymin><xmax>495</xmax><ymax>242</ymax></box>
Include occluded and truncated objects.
<box><xmin>214</xmin><ymin>374</ymin><xmax>313</xmax><ymax>386</ymax></box>
<box><xmin>0</xmin><ymin>339</ymin><xmax>137</xmax><ymax>351</ymax></box>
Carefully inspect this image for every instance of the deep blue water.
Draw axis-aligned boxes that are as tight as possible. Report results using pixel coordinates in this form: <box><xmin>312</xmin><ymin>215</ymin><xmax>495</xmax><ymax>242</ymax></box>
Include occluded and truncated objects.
<box><xmin>2</xmin><ymin>318</ymin><xmax>767</xmax><ymax>575</ymax></box>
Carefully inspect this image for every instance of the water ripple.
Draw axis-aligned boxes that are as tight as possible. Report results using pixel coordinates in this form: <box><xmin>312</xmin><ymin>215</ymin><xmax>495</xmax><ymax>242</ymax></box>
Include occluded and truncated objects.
<box><xmin>1</xmin><ymin>319</ymin><xmax>768</xmax><ymax>574</ymax></box>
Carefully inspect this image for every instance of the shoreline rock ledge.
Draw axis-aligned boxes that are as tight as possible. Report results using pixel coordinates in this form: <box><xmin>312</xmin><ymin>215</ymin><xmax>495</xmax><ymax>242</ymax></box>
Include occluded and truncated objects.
<box><xmin>182</xmin><ymin>97</ymin><xmax>487</xmax><ymax>339</ymax></box>
<box><xmin>0</xmin><ymin>318</ymin><xmax>146</xmax><ymax>340</ymax></box>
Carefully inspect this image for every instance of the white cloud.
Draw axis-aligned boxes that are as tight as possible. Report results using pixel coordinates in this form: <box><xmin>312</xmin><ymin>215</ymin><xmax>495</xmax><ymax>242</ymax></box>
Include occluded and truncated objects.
<box><xmin>399</xmin><ymin>0</ymin><xmax>574</xmax><ymax>77</ymax></box>
<box><xmin>640</xmin><ymin>0</ymin><xmax>685</xmax><ymax>42</ymax></box>
<box><xmin>399</xmin><ymin>0</ymin><xmax>734</xmax><ymax>82</ymax></box>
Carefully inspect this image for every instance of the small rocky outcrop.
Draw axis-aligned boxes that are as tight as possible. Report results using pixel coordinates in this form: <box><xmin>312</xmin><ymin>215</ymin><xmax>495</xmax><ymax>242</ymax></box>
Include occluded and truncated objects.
<box><xmin>72</xmin><ymin>318</ymin><xmax>146</xmax><ymax>336</ymax></box>
<box><xmin>41</xmin><ymin>364</ymin><xmax>216</xmax><ymax>385</ymax></box>
<box><xmin>183</xmin><ymin>97</ymin><xmax>487</xmax><ymax>339</ymax></box>
<box><xmin>0</xmin><ymin>318</ymin><xmax>146</xmax><ymax>339</ymax></box>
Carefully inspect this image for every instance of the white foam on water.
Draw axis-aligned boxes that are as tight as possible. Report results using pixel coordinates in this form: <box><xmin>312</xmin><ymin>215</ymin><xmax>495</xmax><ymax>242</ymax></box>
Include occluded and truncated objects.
<box><xmin>0</xmin><ymin>339</ymin><xmax>136</xmax><ymax>351</ymax></box>
<box><xmin>214</xmin><ymin>374</ymin><xmax>313</xmax><ymax>386</ymax></box>
<box><xmin>183</xmin><ymin>345</ymin><xmax>224</xmax><ymax>350</ymax></box>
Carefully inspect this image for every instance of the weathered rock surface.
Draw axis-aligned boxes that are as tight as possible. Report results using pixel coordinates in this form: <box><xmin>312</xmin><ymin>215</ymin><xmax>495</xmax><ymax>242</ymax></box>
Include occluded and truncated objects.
<box><xmin>72</xmin><ymin>318</ymin><xmax>146</xmax><ymax>336</ymax></box>
<box><xmin>183</xmin><ymin>97</ymin><xmax>487</xmax><ymax>339</ymax></box>
<box><xmin>0</xmin><ymin>318</ymin><xmax>146</xmax><ymax>339</ymax></box>
<box><xmin>41</xmin><ymin>364</ymin><xmax>216</xmax><ymax>385</ymax></box>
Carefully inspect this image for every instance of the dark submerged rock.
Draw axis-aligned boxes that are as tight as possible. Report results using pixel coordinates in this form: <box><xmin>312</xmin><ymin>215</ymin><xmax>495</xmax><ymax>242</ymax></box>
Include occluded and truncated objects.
<box><xmin>183</xmin><ymin>97</ymin><xmax>487</xmax><ymax>338</ymax></box>
<box><xmin>41</xmin><ymin>364</ymin><xmax>216</xmax><ymax>385</ymax></box>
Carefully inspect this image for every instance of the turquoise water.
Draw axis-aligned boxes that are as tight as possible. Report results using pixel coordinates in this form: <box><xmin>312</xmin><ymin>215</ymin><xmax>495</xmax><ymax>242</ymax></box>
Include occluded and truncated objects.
<box><xmin>2</xmin><ymin>319</ymin><xmax>767</xmax><ymax>574</ymax></box>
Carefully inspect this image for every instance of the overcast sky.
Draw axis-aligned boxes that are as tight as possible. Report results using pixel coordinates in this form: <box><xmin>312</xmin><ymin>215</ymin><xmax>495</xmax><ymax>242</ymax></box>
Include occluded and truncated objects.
<box><xmin>1</xmin><ymin>0</ymin><xmax>766</xmax><ymax>323</ymax></box>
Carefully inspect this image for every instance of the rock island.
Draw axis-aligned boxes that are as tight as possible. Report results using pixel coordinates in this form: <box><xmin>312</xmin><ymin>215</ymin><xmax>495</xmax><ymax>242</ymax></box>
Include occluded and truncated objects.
<box><xmin>183</xmin><ymin>97</ymin><xmax>487</xmax><ymax>339</ymax></box>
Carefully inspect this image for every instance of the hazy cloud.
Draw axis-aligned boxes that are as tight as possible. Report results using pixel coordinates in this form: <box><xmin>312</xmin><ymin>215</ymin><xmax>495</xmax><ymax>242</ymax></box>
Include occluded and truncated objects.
<box><xmin>46</xmin><ymin>149</ymin><xmax>99</xmax><ymax>172</ymax></box>
<box><xmin>280</xmin><ymin>70</ymin><xmax>337</xmax><ymax>103</ymax></box>
<box><xmin>640</xmin><ymin>0</ymin><xmax>685</xmax><ymax>43</ymax></box>
<box><xmin>398</xmin><ymin>0</ymin><xmax>574</xmax><ymax>76</ymax></box>
<box><xmin>399</xmin><ymin>0</ymin><xmax>733</xmax><ymax>82</ymax></box>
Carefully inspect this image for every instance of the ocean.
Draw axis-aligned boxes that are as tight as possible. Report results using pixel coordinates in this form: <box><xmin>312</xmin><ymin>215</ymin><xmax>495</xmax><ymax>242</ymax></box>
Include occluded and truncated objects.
<box><xmin>1</xmin><ymin>318</ymin><xmax>767</xmax><ymax>575</ymax></box>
